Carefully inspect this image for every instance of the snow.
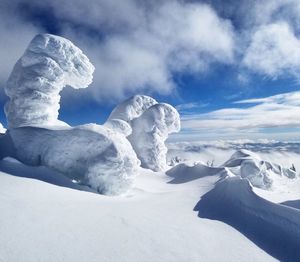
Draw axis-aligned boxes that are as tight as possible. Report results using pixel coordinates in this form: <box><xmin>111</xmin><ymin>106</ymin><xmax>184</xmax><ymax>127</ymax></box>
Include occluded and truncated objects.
<box><xmin>107</xmin><ymin>95</ymin><xmax>158</xmax><ymax>123</ymax></box>
<box><xmin>2</xmin><ymin>33</ymin><xmax>300</xmax><ymax>261</ymax></box>
<box><xmin>107</xmin><ymin>95</ymin><xmax>181</xmax><ymax>172</ymax></box>
<box><xmin>1</xmin><ymin>124</ymin><xmax>140</xmax><ymax>195</ymax></box>
<box><xmin>195</xmin><ymin>176</ymin><xmax>300</xmax><ymax>261</ymax></box>
<box><xmin>129</xmin><ymin>103</ymin><xmax>180</xmax><ymax>171</ymax></box>
<box><xmin>5</xmin><ymin>34</ymin><xmax>94</xmax><ymax>128</ymax></box>
<box><xmin>0</xmin><ymin>158</ymin><xmax>275</xmax><ymax>262</ymax></box>
<box><xmin>222</xmin><ymin>149</ymin><xmax>297</xmax><ymax>189</ymax></box>
<box><xmin>0</xmin><ymin>122</ymin><xmax>6</xmax><ymax>133</ymax></box>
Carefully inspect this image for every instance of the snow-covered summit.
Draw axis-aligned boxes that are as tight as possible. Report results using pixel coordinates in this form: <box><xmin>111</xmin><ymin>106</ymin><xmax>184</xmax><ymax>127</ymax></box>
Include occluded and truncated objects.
<box><xmin>5</xmin><ymin>34</ymin><xmax>94</xmax><ymax>128</ymax></box>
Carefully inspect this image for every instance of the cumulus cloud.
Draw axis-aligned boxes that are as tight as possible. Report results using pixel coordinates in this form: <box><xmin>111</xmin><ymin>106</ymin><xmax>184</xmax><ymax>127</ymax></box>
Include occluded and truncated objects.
<box><xmin>243</xmin><ymin>22</ymin><xmax>300</xmax><ymax>78</ymax></box>
<box><xmin>0</xmin><ymin>0</ymin><xmax>235</xmax><ymax>102</ymax></box>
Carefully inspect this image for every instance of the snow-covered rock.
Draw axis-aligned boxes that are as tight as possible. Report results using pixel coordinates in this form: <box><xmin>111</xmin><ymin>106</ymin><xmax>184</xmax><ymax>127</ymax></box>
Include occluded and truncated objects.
<box><xmin>223</xmin><ymin>149</ymin><xmax>297</xmax><ymax>189</ymax></box>
<box><xmin>5</xmin><ymin>34</ymin><xmax>94</xmax><ymax>128</ymax></box>
<box><xmin>2</xmin><ymin>124</ymin><xmax>140</xmax><ymax>195</ymax></box>
<box><xmin>129</xmin><ymin>103</ymin><xmax>180</xmax><ymax>171</ymax></box>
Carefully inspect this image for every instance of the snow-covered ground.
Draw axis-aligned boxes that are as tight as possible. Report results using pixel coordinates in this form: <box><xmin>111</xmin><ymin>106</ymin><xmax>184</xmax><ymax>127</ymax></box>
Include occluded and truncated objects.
<box><xmin>1</xmin><ymin>141</ymin><xmax>300</xmax><ymax>262</ymax></box>
<box><xmin>1</xmin><ymin>33</ymin><xmax>300</xmax><ymax>262</ymax></box>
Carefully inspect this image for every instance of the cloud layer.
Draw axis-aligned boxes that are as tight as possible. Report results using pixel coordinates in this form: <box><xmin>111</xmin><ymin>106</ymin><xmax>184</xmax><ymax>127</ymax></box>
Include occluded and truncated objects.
<box><xmin>178</xmin><ymin>91</ymin><xmax>300</xmax><ymax>140</ymax></box>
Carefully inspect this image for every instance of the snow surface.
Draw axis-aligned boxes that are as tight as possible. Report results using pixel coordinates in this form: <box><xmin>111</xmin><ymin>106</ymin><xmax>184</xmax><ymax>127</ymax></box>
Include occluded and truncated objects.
<box><xmin>1</xmin><ymin>142</ymin><xmax>300</xmax><ymax>261</ymax></box>
<box><xmin>5</xmin><ymin>34</ymin><xmax>94</xmax><ymax>128</ymax></box>
<box><xmin>0</xmin><ymin>157</ymin><xmax>276</xmax><ymax>262</ymax></box>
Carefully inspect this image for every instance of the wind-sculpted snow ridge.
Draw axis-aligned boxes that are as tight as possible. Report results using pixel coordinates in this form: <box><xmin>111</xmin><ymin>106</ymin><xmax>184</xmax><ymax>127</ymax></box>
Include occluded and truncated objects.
<box><xmin>107</xmin><ymin>95</ymin><xmax>181</xmax><ymax>172</ymax></box>
<box><xmin>5</xmin><ymin>34</ymin><xmax>95</xmax><ymax>128</ymax></box>
<box><xmin>1</xmin><ymin>125</ymin><xmax>140</xmax><ymax>195</ymax></box>
<box><xmin>223</xmin><ymin>149</ymin><xmax>297</xmax><ymax>189</ymax></box>
<box><xmin>195</xmin><ymin>176</ymin><xmax>300</xmax><ymax>261</ymax></box>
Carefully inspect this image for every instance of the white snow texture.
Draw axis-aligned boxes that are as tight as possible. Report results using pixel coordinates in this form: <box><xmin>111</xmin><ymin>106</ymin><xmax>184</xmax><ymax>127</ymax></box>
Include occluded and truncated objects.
<box><xmin>5</xmin><ymin>34</ymin><xmax>95</xmax><ymax>128</ymax></box>
<box><xmin>107</xmin><ymin>95</ymin><xmax>181</xmax><ymax>171</ymax></box>
<box><xmin>1</xmin><ymin>34</ymin><xmax>181</xmax><ymax>194</ymax></box>
<box><xmin>0</xmin><ymin>123</ymin><xmax>6</xmax><ymax>134</ymax></box>
<box><xmin>223</xmin><ymin>149</ymin><xmax>297</xmax><ymax>189</ymax></box>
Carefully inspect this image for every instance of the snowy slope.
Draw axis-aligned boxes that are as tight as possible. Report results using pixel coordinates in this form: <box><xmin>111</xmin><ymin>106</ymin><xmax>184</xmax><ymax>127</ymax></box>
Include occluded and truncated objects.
<box><xmin>0</xmin><ymin>158</ymin><xmax>276</xmax><ymax>262</ymax></box>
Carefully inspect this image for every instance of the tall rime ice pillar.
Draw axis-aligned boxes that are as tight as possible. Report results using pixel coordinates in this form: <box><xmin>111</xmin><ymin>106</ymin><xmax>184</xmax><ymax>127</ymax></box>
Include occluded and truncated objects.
<box><xmin>107</xmin><ymin>95</ymin><xmax>181</xmax><ymax>171</ymax></box>
<box><xmin>128</xmin><ymin>103</ymin><xmax>180</xmax><ymax>171</ymax></box>
<box><xmin>5</xmin><ymin>34</ymin><xmax>95</xmax><ymax>128</ymax></box>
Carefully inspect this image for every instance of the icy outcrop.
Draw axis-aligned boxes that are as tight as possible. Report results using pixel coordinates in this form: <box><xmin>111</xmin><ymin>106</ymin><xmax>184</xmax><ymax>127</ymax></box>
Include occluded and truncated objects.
<box><xmin>4</xmin><ymin>124</ymin><xmax>140</xmax><ymax>195</ymax></box>
<box><xmin>0</xmin><ymin>123</ymin><xmax>6</xmax><ymax>134</ymax></box>
<box><xmin>223</xmin><ymin>149</ymin><xmax>297</xmax><ymax>189</ymax></box>
<box><xmin>128</xmin><ymin>103</ymin><xmax>180</xmax><ymax>171</ymax></box>
<box><xmin>5</xmin><ymin>34</ymin><xmax>94</xmax><ymax>128</ymax></box>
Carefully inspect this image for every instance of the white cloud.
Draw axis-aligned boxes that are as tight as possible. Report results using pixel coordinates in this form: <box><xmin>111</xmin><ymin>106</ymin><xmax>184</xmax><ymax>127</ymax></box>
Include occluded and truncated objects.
<box><xmin>0</xmin><ymin>0</ymin><xmax>235</xmax><ymax>102</ymax></box>
<box><xmin>179</xmin><ymin>91</ymin><xmax>300</xmax><ymax>138</ymax></box>
<box><xmin>243</xmin><ymin>22</ymin><xmax>300</xmax><ymax>78</ymax></box>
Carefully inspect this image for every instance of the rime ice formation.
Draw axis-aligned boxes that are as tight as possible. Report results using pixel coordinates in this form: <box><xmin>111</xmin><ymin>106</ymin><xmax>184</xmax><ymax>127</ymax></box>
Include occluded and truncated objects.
<box><xmin>106</xmin><ymin>95</ymin><xmax>181</xmax><ymax>172</ymax></box>
<box><xmin>223</xmin><ymin>149</ymin><xmax>297</xmax><ymax>189</ymax></box>
<box><xmin>128</xmin><ymin>103</ymin><xmax>181</xmax><ymax>171</ymax></box>
<box><xmin>104</xmin><ymin>119</ymin><xmax>132</xmax><ymax>137</ymax></box>
<box><xmin>107</xmin><ymin>95</ymin><xmax>181</xmax><ymax>171</ymax></box>
<box><xmin>3</xmin><ymin>124</ymin><xmax>140</xmax><ymax>195</ymax></box>
<box><xmin>107</xmin><ymin>95</ymin><xmax>158</xmax><ymax>124</ymax></box>
<box><xmin>5</xmin><ymin>34</ymin><xmax>94</xmax><ymax>128</ymax></box>
<box><xmin>2</xmin><ymin>34</ymin><xmax>181</xmax><ymax>194</ymax></box>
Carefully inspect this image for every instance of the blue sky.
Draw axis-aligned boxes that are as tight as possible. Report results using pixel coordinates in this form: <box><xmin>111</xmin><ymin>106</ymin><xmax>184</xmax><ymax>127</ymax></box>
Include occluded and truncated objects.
<box><xmin>1</xmin><ymin>0</ymin><xmax>300</xmax><ymax>141</ymax></box>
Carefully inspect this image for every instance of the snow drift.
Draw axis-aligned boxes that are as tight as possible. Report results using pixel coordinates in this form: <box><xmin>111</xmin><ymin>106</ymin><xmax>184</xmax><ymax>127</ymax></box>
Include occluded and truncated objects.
<box><xmin>223</xmin><ymin>149</ymin><xmax>297</xmax><ymax>189</ymax></box>
<box><xmin>5</xmin><ymin>34</ymin><xmax>94</xmax><ymax>128</ymax></box>
<box><xmin>195</xmin><ymin>176</ymin><xmax>300</xmax><ymax>261</ymax></box>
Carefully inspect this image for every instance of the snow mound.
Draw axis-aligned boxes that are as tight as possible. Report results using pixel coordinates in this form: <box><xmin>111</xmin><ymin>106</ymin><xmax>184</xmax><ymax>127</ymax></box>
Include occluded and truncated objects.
<box><xmin>0</xmin><ymin>123</ymin><xmax>6</xmax><ymax>134</ymax></box>
<box><xmin>5</xmin><ymin>34</ymin><xmax>94</xmax><ymax>128</ymax></box>
<box><xmin>195</xmin><ymin>176</ymin><xmax>300</xmax><ymax>261</ymax></box>
<box><xmin>129</xmin><ymin>103</ymin><xmax>180</xmax><ymax>171</ymax></box>
<box><xmin>223</xmin><ymin>149</ymin><xmax>297</xmax><ymax>189</ymax></box>
<box><xmin>107</xmin><ymin>95</ymin><xmax>158</xmax><ymax>123</ymax></box>
<box><xmin>2</xmin><ymin>125</ymin><xmax>140</xmax><ymax>195</ymax></box>
<box><xmin>166</xmin><ymin>162</ymin><xmax>231</xmax><ymax>183</ymax></box>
